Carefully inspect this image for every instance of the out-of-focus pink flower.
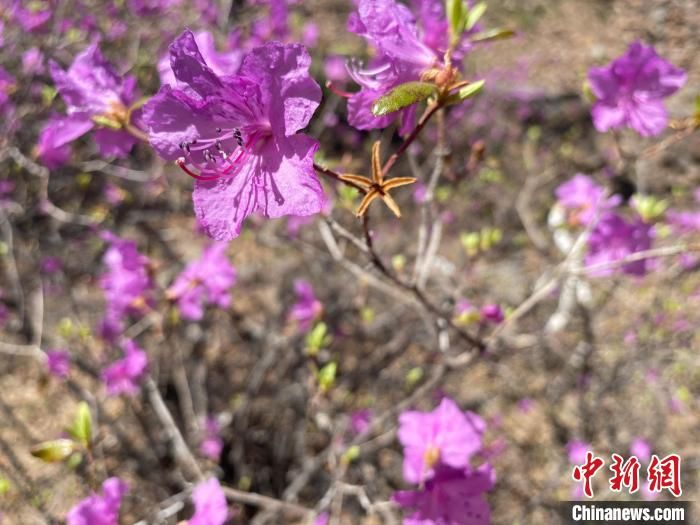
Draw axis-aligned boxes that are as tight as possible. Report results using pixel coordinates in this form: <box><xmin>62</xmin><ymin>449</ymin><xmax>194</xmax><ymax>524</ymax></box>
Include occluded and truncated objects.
<box><xmin>555</xmin><ymin>174</ymin><xmax>621</xmax><ymax>226</ymax></box>
<box><xmin>585</xmin><ymin>213</ymin><xmax>654</xmax><ymax>277</ymax></box>
<box><xmin>40</xmin><ymin>256</ymin><xmax>62</xmax><ymax>275</ymax></box>
<box><xmin>188</xmin><ymin>478</ymin><xmax>228</xmax><ymax>525</ymax></box>
<box><xmin>99</xmin><ymin>232</ymin><xmax>153</xmax><ymax>340</ymax></box>
<box><xmin>167</xmin><ymin>243</ymin><xmax>236</xmax><ymax>322</ymax></box>
<box><xmin>393</xmin><ymin>464</ymin><xmax>493</xmax><ymax>525</ymax></box>
<box><xmin>101</xmin><ymin>340</ymin><xmax>148</xmax><ymax>396</ymax></box>
<box><xmin>630</xmin><ymin>438</ymin><xmax>651</xmax><ymax>463</ymax></box>
<box><xmin>302</xmin><ymin>22</ymin><xmax>319</xmax><ymax>47</ymax></box>
<box><xmin>398</xmin><ymin>397</ymin><xmax>484</xmax><ymax>484</ymax></box>
<box><xmin>588</xmin><ymin>41</ymin><xmax>686</xmax><ymax>136</ymax></box>
<box><xmin>67</xmin><ymin>477</ymin><xmax>128</xmax><ymax>525</ymax></box>
<box><xmin>480</xmin><ymin>304</ymin><xmax>504</xmax><ymax>324</ymax></box>
<box><xmin>288</xmin><ymin>280</ymin><xmax>323</xmax><ymax>332</ymax></box>
<box><xmin>46</xmin><ymin>350</ymin><xmax>71</xmax><ymax>379</ymax></box>
<box><xmin>566</xmin><ymin>440</ymin><xmax>590</xmax><ymax>465</ymax></box>
<box><xmin>22</xmin><ymin>47</ymin><xmax>45</xmax><ymax>75</ymax></box>
<box><xmin>323</xmin><ymin>55</ymin><xmax>349</xmax><ymax>83</ymax></box>
<box><xmin>199</xmin><ymin>417</ymin><xmax>224</xmax><ymax>461</ymax></box>
<box><xmin>350</xmin><ymin>409</ymin><xmax>373</xmax><ymax>435</ymax></box>
<box><xmin>313</xmin><ymin>513</ymin><xmax>329</xmax><ymax>525</ymax></box>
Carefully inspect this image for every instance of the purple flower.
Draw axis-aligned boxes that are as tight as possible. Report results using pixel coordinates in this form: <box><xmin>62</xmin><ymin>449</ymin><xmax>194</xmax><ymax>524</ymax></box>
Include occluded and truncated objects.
<box><xmin>39</xmin><ymin>43</ymin><xmax>139</xmax><ymax>166</ymax></box>
<box><xmin>346</xmin><ymin>0</ymin><xmax>476</xmax><ymax>134</ymax></box>
<box><xmin>555</xmin><ymin>174</ymin><xmax>621</xmax><ymax>226</ymax></box>
<box><xmin>393</xmin><ymin>465</ymin><xmax>493</xmax><ymax>525</ymax></box>
<box><xmin>143</xmin><ymin>30</ymin><xmax>326</xmax><ymax>240</ymax></box>
<box><xmin>40</xmin><ymin>256</ymin><xmax>62</xmax><ymax>274</ymax></box>
<box><xmin>566</xmin><ymin>440</ymin><xmax>590</xmax><ymax>465</ymax></box>
<box><xmin>585</xmin><ymin>213</ymin><xmax>653</xmax><ymax>277</ymax></box>
<box><xmin>288</xmin><ymin>280</ymin><xmax>322</xmax><ymax>332</ymax></box>
<box><xmin>158</xmin><ymin>31</ymin><xmax>243</xmax><ymax>88</ymax></box>
<box><xmin>99</xmin><ymin>232</ymin><xmax>153</xmax><ymax>340</ymax></box>
<box><xmin>588</xmin><ymin>42</ymin><xmax>686</xmax><ymax>136</ymax></box>
<box><xmin>67</xmin><ymin>477</ymin><xmax>128</xmax><ymax>525</ymax></box>
<box><xmin>188</xmin><ymin>478</ymin><xmax>228</xmax><ymax>525</ymax></box>
<box><xmin>199</xmin><ymin>417</ymin><xmax>224</xmax><ymax>461</ymax></box>
<box><xmin>350</xmin><ymin>408</ymin><xmax>373</xmax><ymax>435</ymax></box>
<box><xmin>167</xmin><ymin>243</ymin><xmax>237</xmax><ymax>321</ymax></box>
<box><xmin>479</xmin><ymin>304</ymin><xmax>504</xmax><ymax>324</ymax></box>
<box><xmin>101</xmin><ymin>339</ymin><xmax>148</xmax><ymax>396</ymax></box>
<box><xmin>10</xmin><ymin>1</ymin><xmax>52</xmax><ymax>33</ymax></box>
<box><xmin>398</xmin><ymin>397</ymin><xmax>484</xmax><ymax>484</ymax></box>
<box><xmin>630</xmin><ymin>438</ymin><xmax>651</xmax><ymax>463</ymax></box>
<box><xmin>313</xmin><ymin>513</ymin><xmax>329</xmax><ymax>525</ymax></box>
<box><xmin>22</xmin><ymin>47</ymin><xmax>45</xmax><ymax>75</ymax></box>
<box><xmin>46</xmin><ymin>350</ymin><xmax>71</xmax><ymax>379</ymax></box>
<box><xmin>667</xmin><ymin>210</ymin><xmax>700</xmax><ymax>234</ymax></box>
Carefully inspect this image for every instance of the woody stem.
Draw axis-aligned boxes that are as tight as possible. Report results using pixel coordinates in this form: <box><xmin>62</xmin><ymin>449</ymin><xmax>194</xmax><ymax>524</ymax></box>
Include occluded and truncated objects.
<box><xmin>313</xmin><ymin>162</ymin><xmax>367</xmax><ymax>192</ymax></box>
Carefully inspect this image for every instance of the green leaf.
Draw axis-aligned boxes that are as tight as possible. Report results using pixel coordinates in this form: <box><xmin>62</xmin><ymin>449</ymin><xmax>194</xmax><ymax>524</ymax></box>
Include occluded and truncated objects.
<box><xmin>92</xmin><ymin>115</ymin><xmax>122</xmax><ymax>130</ymax></box>
<box><xmin>317</xmin><ymin>362</ymin><xmax>337</xmax><ymax>393</ymax></box>
<box><xmin>371</xmin><ymin>82</ymin><xmax>437</xmax><ymax>117</ymax></box>
<box><xmin>457</xmin><ymin>79</ymin><xmax>486</xmax><ymax>100</ymax></box>
<box><xmin>68</xmin><ymin>402</ymin><xmax>92</xmax><ymax>448</ymax></box>
<box><xmin>466</xmin><ymin>2</ymin><xmax>487</xmax><ymax>31</ymax></box>
<box><xmin>470</xmin><ymin>28</ymin><xmax>515</xmax><ymax>43</ymax></box>
<box><xmin>30</xmin><ymin>439</ymin><xmax>76</xmax><ymax>463</ymax></box>
<box><xmin>446</xmin><ymin>0</ymin><xmax>465</xmax><ymax>42</ymax></box>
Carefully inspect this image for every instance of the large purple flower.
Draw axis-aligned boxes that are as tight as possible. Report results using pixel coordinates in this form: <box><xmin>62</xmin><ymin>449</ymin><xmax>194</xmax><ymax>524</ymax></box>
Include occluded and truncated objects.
<box><xmin>346</xmin><ymin>0</ymin><xmax>475</xmax><ymax>134</ymax></box>
<box><xmin>393</xmin><ymin>465</ymin><xmax>493</xmax><ymax>525</ymax></box>
<box><xmin>39</xmin><ymin>43</ymin><xmax>139</xmax><ymax>166</ymax></box>
<box><xmin>167</xmin><ymin>242</ymin><xmax>237</xmax><ymax>321</ymax></box>
<box><xmin>398</xmin><ymin>397</ymin><xmax>485</xmax><ymax>484</ymax></box>
<box><xmin>588</xmin><ymin>42</ymin><xmax>686</xmax><ymax>137</ymax></box>
<box><xmin>144</xmin><ymin>30</ymin><xmax>326</xmax><ymax>240</ymax></box>
<box><xmin>67</xmin><ymin>477</ymin><xmax>128</xmax><ymax>525</ymax></box>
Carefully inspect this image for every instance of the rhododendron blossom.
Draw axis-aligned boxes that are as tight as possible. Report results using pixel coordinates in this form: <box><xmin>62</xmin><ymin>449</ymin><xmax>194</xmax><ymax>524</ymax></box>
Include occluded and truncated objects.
<box><xmin>588</xmin><ymin>41</ymin><xmax>686</xmax><ymax>136</ymax></box>
<box><xmin>346</xmin><ymin>0</ymin><xmax>477</xmax><ymax>134</ymax></box>
<box><xmin>585</xmin><ymin>213</ymin><xmax>653</xmax><ymax>277</ymax></box>
<box><xmin>288</xmin><ymin>279</ymin><xmax>323</xmax><ymax>332</ymax></box>
<box><xmin>199</xmin><ymin>417</ymin><xmax>224</xmax><ymax>461</ymax></box>
<box><xmin>144</xmin><ymin>30</ymin><xmax>326</xmax><ymax>240</ymax></box>
<box><xmin>188</xmin><ymin>478</ymin><xmax>228</xmax><ymax>525</ymax></box>
<box><xmin>66</xmin><ymin>477</ymin><xmax>128</xmax><ymax>525</ymax></box>
<box><xmin>167</xmin><ymin>243</ymin><xmax>237</xmax><ymax>321</ymax></box>
<box><xmin>45</xmin><ymin>349</ymin><xmax>71</xmax><ymax>379</ymax></box>
<box><xmin>99</xmin><ymin>233</ymin><xmax>153</xmax><ymax>340</ymax></box>
<box><xmin>555</xmin><ymin>174</ymin><xmax>621</xmax><ymax>226</ymax></box>
<box><xmin>38</xmin><ymin>43</ymin><xmax>140</xmax><ymax>166</ymax></box>
<box><xmin>398</xmin><ymin>397</ymin><xmax>485</xmax><ymax>483</ymax></box>
<box><xmin>102</xmin><ymin>339</ymin><xmax>148</xmax><ymax>396</ymax></box>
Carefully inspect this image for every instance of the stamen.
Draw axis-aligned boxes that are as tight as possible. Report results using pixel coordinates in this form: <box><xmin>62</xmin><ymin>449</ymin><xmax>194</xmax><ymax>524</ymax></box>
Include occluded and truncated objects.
<box><xmin>326</xmin><ymin>80</ymin><xmax>353</xmax><ymax>99</ymax></box>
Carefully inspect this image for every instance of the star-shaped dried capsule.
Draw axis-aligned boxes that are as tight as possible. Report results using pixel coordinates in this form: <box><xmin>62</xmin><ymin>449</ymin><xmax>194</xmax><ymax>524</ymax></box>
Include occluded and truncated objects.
<box><xmin>339</xmin><ymin>141</ymin><xmax>416</xmax><ymax>218</ymax></box>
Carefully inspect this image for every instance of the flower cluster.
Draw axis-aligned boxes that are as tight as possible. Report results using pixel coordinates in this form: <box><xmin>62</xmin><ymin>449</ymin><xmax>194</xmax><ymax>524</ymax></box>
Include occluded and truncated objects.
<box><xmin>554</xmin><ymin>174</ymin><xmax>654</xmax><ymax>277</ymax></box>
<box><xmin>167</xmin><ymin>243</ymin><xmax>237</xmax><ymax>321</ymax></box>
<box><xmin>395</xmin><ymin>397</ymin><xmax>493</xmax><ymax>524</ymax></box>
<box><xmin>346</xmin><ymin>0</ymin><xmax>478</xmax><ymax>134</ymax></box>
